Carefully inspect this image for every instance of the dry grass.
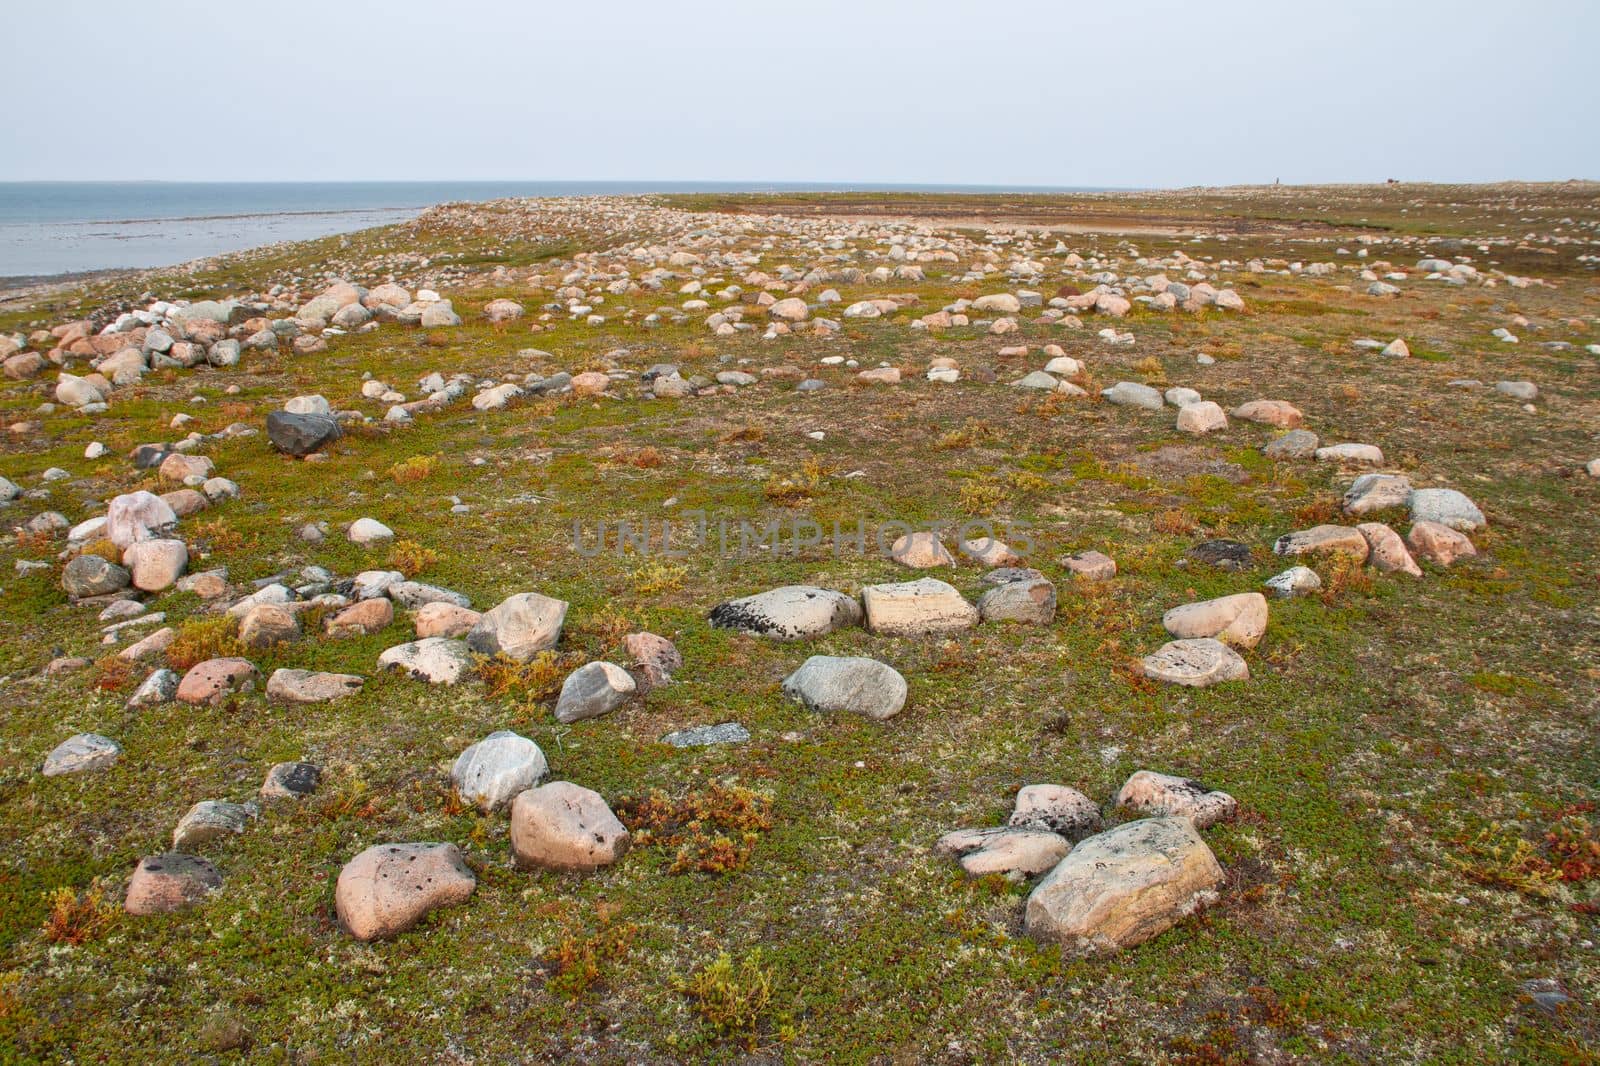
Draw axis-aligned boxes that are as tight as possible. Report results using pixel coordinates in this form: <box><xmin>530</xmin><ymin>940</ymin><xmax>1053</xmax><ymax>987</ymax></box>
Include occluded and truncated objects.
<box><xmin>388</xmin><ymin>454</ymin><xmax>439</xmax><ymax>484</ymax></box>
<box><xmin>387</xmin><ymin>539</ymin><xmax>442</xmax><ymax>577</ymax></box>
<box><xmin>40</xmin><ymin>887</ymin><xmax>116</xmax><ymax>946</ymax></box>
<box><xmin>165</xmin><ymin>616</ymin><xmax>245</xmax><ymax>671</ymax></box>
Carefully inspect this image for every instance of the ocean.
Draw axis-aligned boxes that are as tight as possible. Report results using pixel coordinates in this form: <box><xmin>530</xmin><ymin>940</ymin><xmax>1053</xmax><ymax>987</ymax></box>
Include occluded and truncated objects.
<box><xmin>0</xmin><ymin>181</ymin><xmax>1109</xmax><ymax>280</ymax></box>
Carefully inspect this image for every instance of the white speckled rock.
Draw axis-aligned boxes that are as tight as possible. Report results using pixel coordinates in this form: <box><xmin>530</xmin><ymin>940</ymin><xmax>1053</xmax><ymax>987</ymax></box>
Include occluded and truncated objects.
<box><xmin>1115</xmin><ymin>770</ymin><xmax>1238</xmax><ymax>828</ymax></box>
<box><xmin>1140</xmin><ymin>638</ymin><xmax>1249</xmax><ymax>688</ymax></box>
<box><xmin>708</xmin><ymin>586</ymin><xmax>861</xmax><ymax>640</ymax></box>
<box><xmin>450</xmin><ymin>730</ymin><xmax>548</xmax><ymax>812</ymax></box>
<box><xmin>42</xmin><ymin>733</ymin><xmax>121</xmax><ymax>776</ymax></box>
<box><xmin>335</xmin><ymin>842</ymin><xmax>475</xmax><ymax>941</ymax></box>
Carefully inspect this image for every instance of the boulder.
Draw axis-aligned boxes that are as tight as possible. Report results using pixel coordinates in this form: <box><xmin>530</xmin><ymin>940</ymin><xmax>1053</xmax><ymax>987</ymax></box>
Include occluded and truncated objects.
<box><xmin>860</xmin><ymin>578</ymin><xmax>978</xmax><ymax>636</ymax></box>
<box><xmin>1342</xmin><ymin>473</ymin><xmax>1412</xmax><ymax>516</ymax></box>
<box><xmin>976</xmin><ymin>575</ymin><xmax>1056</xmax><ymax>624</ymax></box>
<box><xmin>509</xmin><ymin>782</ymin><xmax>630</xmax><ymax>871</ymax></box>
<box><xmin>1063</xmin><ymin>550</ymin><xmax>1117</xmax><ymax>581</ymax></box>
<box><xmin>1101</xmin><ymin>381</ymin><xmax>1164</xmax><ymax>410</ymax></box>
<box><xmin>1024</xmin><ymin>818</ymin><xmax>1224</xmax><ymax>953</ymax></box>
<box><xmin>176</xmin><ymin>658</ymin><xmax>258</xmax><ymax>704</ymax></box>
<box><xmin>63</xmin><ymin>554</ymin><xmax>130</xmax><ymax>598</ymax></box>
<box><xmin>451</xmin><ymin>730</ymin><xmax>548</xmax><ymax>812</ymax></box>
<box><xmin>466</xmin><ymin>592</ymin><xmax>568</xmax><ymax>661</ymax></box>
<box><xmin>1175</xmin><ymin>401</ymin><xmax>1228</xmax><ymax>435</ymax></box>
<box><xmin>347</xmin><ymin>518</ymin><xmax>394</xmax><ymax>546</ymax></box>
<box><xmin>553</xmin><ymin>661</ymin><xmax>636</xmax><ymax>723</ymax></box>
<box><xmin>41</xmin><ymin>733</ymin><xmax>121</xmax><ymax>776</ymax></box>
<box><xmin>1263</xmin><ymin>429</ymin><xmax>1320</xmax><ymax>460</ymax></box>
<box><xmin>266</xmin><ymin>668</ymin><xmax>364</xmax><ymax>703</ymax></box>
<box><xmin>1356</xmin><ymin>523</ymin><xmax>1422</xmax><ymax>576</ymax></box>
<box><xmin>936</xmin><ymin>827</ymin><xmax>1072</xmax><ymax>879</ymax></box>
<box><xmin>1273</xmin><ymin>525</ymin><xmax>1370</xmax><ymax>561</ymax></box>
<box><xmin>1140</xmin><ymin>638</ymin><xmax>1249</xmax><ymax>687</ymax></box>
<box><xmin>1407</xmin><ymin>521</ymin><xmax>1476</xmax><ymax>566</ymax></box>
<box><xmin>335</xmin><ymin>842</ymin><xmax>475</xmax><ymax>941</ymax></box>
<box><xmin>238</xmin><ymin>604</ymin><xmax>300</xmax><ymax>649</ymax></box>
<box><xmin>1315</xmin><ymin>443</ymin><xmax>1384</xmax><ymax>465</ymax></box>
<box><xmin>1115</xmin><ymin>771</ymin><xmax>1238</xmax><ymax>828</ymax></box>
<box><xmin>889</xmin><ymin>530</ymin><xmax>954</xmax><ymax>568</ymax></box>
<box><xmin>1161</xmin><ymin>592</ymin><xmax>1268</xmax><ymax>649</ymax></box>
<box><xmin>1231</xmin><ymin>400</ymin><xmax>1303</xmax><ymax>429</ymax></box>
<box><xmin>123</xmin><ymin>538</ymin><xmax>188</xmax><ymax>592</ymax></box>
<box><xmin>782</xmin><ymin>656</ymin><xmax>908</xmax><ymax>721</ymax></box>
<box><xmin>106</xmin><ymin>490</ymin><xmax>177</xmax><ymax>548</ymax></box>
<box><xmin>325</xmin><ymin>597</ymin><xmax>394</xmax><ymax>637</ymax></box>
<box><xmin>172</xmin><ymin>800</ymin><xmax>258</xmax><ymax>849</ymax></box>
<box><xmin>414</xmin><ymin>601</ymin><xmax>480</xmax><ymax>639</ymax></box>
<box><xmin>708</xmin><ymin>586</ymin><xmax>861</xmax><ymax>640</ymax></box>
<box><xmin>377</xmin><ymin>638</ymin><xmax>474</xmax><ymax>684</ymax></box>
<box><xmin>1263</xmin><ymin>566</ymin><xmax>1321</xmax><ymax>597</ymax></box>
<box><xmin>125</xmin><ymin>853</ymin><xmax>223</xmax><ymax>915</ymax></box>
<box><xmin>126</xmin><ymin>668</ymin><xmax>179</xmax><ymax>708</ymax></box>
<box><xmin>1408</xmin><ymin>488</ymin><xmax>1486</xmax><ymax>532</ymax></box>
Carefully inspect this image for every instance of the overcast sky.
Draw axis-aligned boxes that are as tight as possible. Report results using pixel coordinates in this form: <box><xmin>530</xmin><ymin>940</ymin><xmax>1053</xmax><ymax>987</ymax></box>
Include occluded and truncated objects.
<box><xmin>5</xmin><ymin>0</ymin><xmax>1596</xmax><ymax>187</ymax></box>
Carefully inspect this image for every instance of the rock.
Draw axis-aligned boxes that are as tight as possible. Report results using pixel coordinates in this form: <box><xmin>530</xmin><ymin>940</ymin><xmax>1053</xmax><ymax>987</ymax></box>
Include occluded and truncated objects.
<box><xmin>347</xmin><ymin>518</ymin><xmax>394</xmax><ymax>546</ymax></box>
<box><xmin>972</xmin><ymin>293</ymin><xmax>1022</xmax><ymax>314</ymax></box>
<box><xmin>466</xmin><ymin>592</ymin><xmax>568</xmax><ymax>661</ymax></box>
<box><xmin>1315</xmin><ymin>443</ymin><xmax>1384</xmax><ymax>465</ymax></box>
<box><xmin>860</xmin><ymin>578</ymin><xmax>978</xmax><ymax>636</ymax></box>
<box><xmin>623</xmin><ymin>631</ymin><xmax>681</xmax><ymax>693</ymax></box>
<box><xmin>126</xmin><ymin>668</ymin><xmax>179</xmax><ymax>708</ymax></box>
<box><xmin>378</xmin><ymin>638</ymin><xmax>474</xmax><ymax>684</ymax></box>
<box><xmin>1063</xmin><ymin>550</ymin><xmax>1117</xmax><ymax>581</ymax></box>
<box><xmin>261</xmin><ymin>761</ymin><xmax>321</xmax><ymax>800</ymax></box>
<box><xmin>1115</xmin><ymin>771</ymin><xmax>1238</xmax><ymax>828</ymax></box>
<box><xmin>958</xmin><ymin>536</ymin><xmax>1019</xmax><ymax>568</ymax></box>
<box><xmin>553</xmin><ymin>661</ymin><xmax>636</xmax><ymax>723</ymax></box>
<box><xmin>782</xmin><ymin>656</ymin><xmax>908</xmax><ymax>721</ymax></box>
<box><xmin>857</xmin><ymin>367</ymin><xmax>901</xmax><ymax>385</ymax></box>
<box><xmin>326</xmin><ymin>597</ymin><xmax>394</xmax><ymax>637</ymax></box>
<box><xmin>936</xmin><ymin>826</ymin><xmax>1072</xmax><ymax>879</ymax></box>
<box><xmin>414</xmin><ymin>601</ymin><xmax>480</xmax><ymax>639</ymax></box>
<box><xmin>42</xmin><ymin>733</ymin><xmax>121</xmax><ymax>776</ymax></box>
<box><xmin>1009</xmin><ymin>785</ymin><xmax>1102</xmax><ymax>840</ymax></box>
<box><xmin>976</xmin><ymin>575</ymin><xmax>1057</xmax><ymax>625</ymax></box>
<box><xmin>889</xmin><ymin>530</ymin><xmax>954</xmax><ymax>568</ymax></box>
<box><xmin>1101</xmin><ymin>381</ymin><xmax>1164</xmax><ymax>410</ymax></box>
<box><xmin>709</xmin><ymin>586</ymin><xmax>862</xmax><ymax>640</ymax></box>
<box><xmin>162</xmin><ymin>488</ymin><xmax>209</xmax><ymax>518</ymax></box>
<box><xmin>1140</xmin><ymin>638</ymin><xmax>1249</xmax><ymax>687</ymax></box>
<box><xmin>172</xmin><ymin>800</ymin><xmax>258</xmax><ymax>849</ymax></box>
<box><xmin>419</xmin><ymin>302</ymin><xmax>463</xmax><ymax>328</ymax></box>
<box><xmin>570</xmin><ymin>370</ymin><xmax>610</xmax><ymax>395</ymax></box>
<box><xmin>1263</xmin><ymin>566</ymin><xmax>1321</xmax><ymax>597</ymax></box>
<box><xmin>1381</xmin><ymin>338</ymin><xmax>1410</xmax><ymax>358</ymax></box>
<box><xmin>265</xmin><ymin>409</ymin><xmax>343</xmax><ymax>458</ymax></box>
<box><xmin>284</xmin><ymin>395</ymin><xmax>331</xmax><ymax>416</ymax></box>
<box><xmin>1161</xmin><ymin>593</ymin><xmax>1268</xmax><ymax>649</ymax></box>
<box><xmin>119</xmin><ymin>627</ymin><xmax>176</xmax><ymax>662</ymax></box>
<box><xmin>176</xmin><ymin>658</ymin><xmax>258</xmax><ymax>704</ymax></box>
<box><xmin>387</xmin><ymin>581</ymin><xmax>471</xmax><ymax>610</ymax></box>
<box><xmin>1495</xmin><ymin>380</ymin><xmax>1537</xmax><ymax>401</ymax></box>
<box><xmin>158</xmin><ymin>453</ymin><xmax>213</xmax><ymax>483</ymax></box>
<box><xmin>335</xmin><ymin>842</ymin><xmax>476</xmax><ymax>941</ymax></box>
<box><xmin>239</xmin><ymin>604</ymin><xmax>300</xmax><ymax>649</ymax></box>
<box><xmin>266</xmin><ymin>668</ymin><xmax>363</xmax><ymax>703</ymax></box>
<box><xmin>661</xmin><ymin>722</ymin><xmax>750</xmax><ymax>748</ymax></box>
<box><xmin>63</xmin><ymin>554</ymin><xmax>130</xmax><ymax>598</ymax></box>
<box><xmin>1409</xmin><ymin>488</ymin><xmax>1486</xmax><ymax>532</ymax></box>
<box><xmin>125</xmin><ymin>853</ymin><xmax>223</xmax><ymax>915</ymax></box>
<box><xmin>509</xmin><ymin>782</ymin><xmax>630</xmax><ymax>871</ymax></box>
<box><xmin>106</xmin><ymin>490</ymin><xmax>177</xmax><ymax>548</ymax></box>
<box><xmin>1164</xmin><ymin>387</ymin><xmax>1202</xmax><ymax>408</ymax></box>
<box><xmin>1231</xmin><ymin>400</ymin><xmax>1303</xmax><ymax>429</ymax></box>
<box><xmin>1356</xmin><ymin>523</ymin><xmax>1422</xmax><ymax>576</ymax></box>
<box><xmin>1407</xmin><ymin>521</ymin><xmax>1476</xmax><ymax>566</ymax></box>
<box><xmin>1273</xmin><ymin>525</ymin><xmax>1370</xmax><ymax>561</ymax></box>
<box><xmin>1175</xmin><ymin>401</ymin><xmax>1227</xmax><ymax>435</ymax></box>
<box><xmin>123</xmin><ymin>538</ymin><xmax>187</xmax><ymax>592</ymax></box>
<box><xmin>1023</xmin><ymin>817</ymin><xmax>1224</xmax><ymax>953</ymax></box>
<box><xmin>483</xmin><ymin>298</ymin><xmax>525</xmax><ymax>323</ymax></box>
<box><xmin>1342</xmin><ymin>473</ymin><xmax>1412</xmax><ymax>516</ymax></box>
<box><xmin>769</xmin><ymin>297</ymin><xmax>809</xmax><ymax>321</ymax></box>
<box><xmin>350</xmin><ymin>570</ymin><xmax>404</xmax><ymax>600</ymax></box>
<box><xmin>1263</xmin><ymin>429</ymin><xmax>1320</xmax><ymax>460</ymax></box>
<box><xmin>1187</xmin><ymin>539</ymin><xmax>1252</xmax><ymax>570</ymax></box>
<box><xmin>451</xmin><ymin>730</ymin><xmax>548</xmax><ymax>812</ymax></box>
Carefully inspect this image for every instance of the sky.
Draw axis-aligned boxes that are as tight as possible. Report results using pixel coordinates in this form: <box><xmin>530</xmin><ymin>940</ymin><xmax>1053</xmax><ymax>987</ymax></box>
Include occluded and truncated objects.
<box><xmin>4</xmin><ymin>0</ymin><xmax>1597</xmax><ymax>188</ymax></box>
